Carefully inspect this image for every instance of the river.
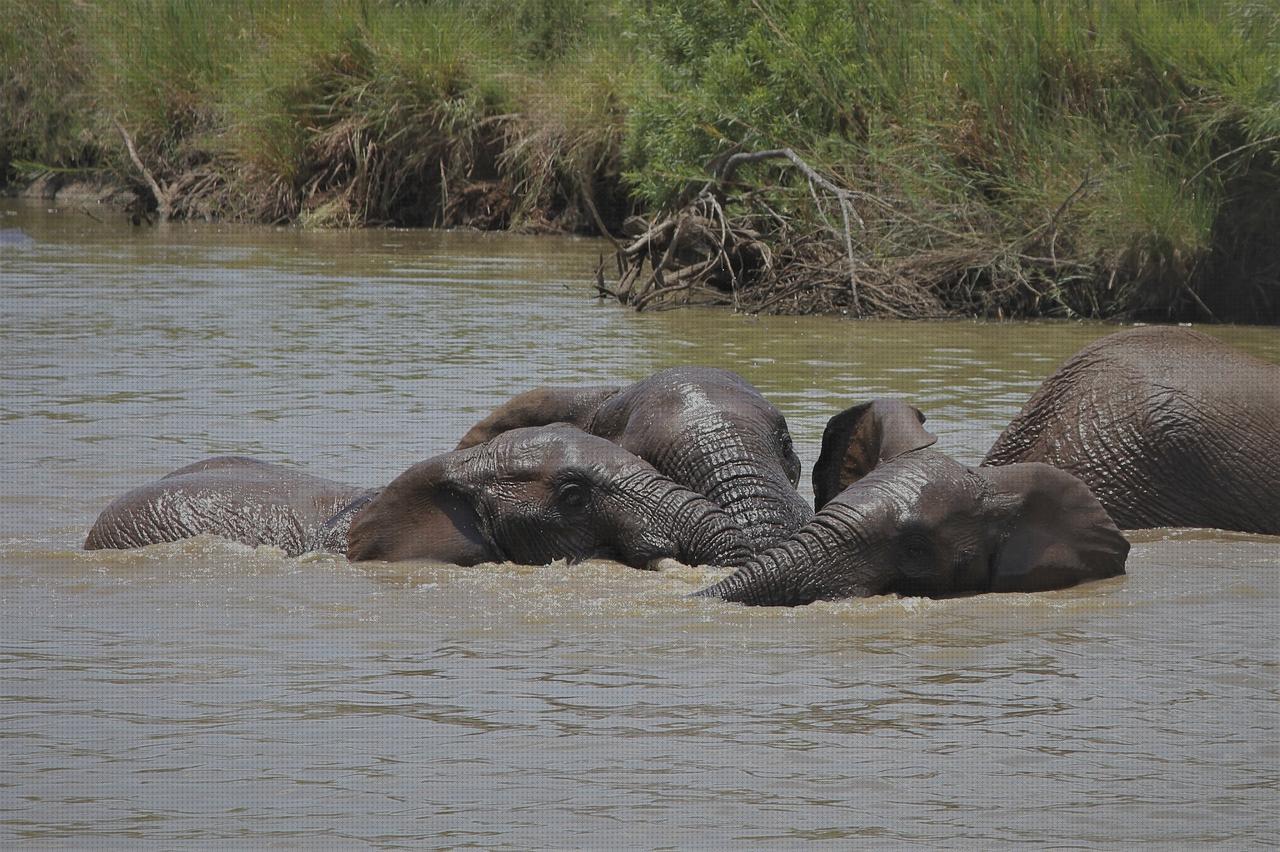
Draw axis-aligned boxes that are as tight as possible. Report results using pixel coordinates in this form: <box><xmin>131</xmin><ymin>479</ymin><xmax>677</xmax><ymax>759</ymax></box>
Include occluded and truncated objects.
<box><xmin>2</xmin><ymin>200</ymin><xmax>1277</xmax><ymax>847</ymax></box>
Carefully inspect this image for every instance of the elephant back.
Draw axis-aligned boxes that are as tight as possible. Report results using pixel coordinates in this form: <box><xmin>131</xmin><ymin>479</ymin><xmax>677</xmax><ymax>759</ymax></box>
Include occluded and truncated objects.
<box><xmin>984</xmin><ymin>327</ymin><xmax>1280</xmax><ymax>533</ymax></box>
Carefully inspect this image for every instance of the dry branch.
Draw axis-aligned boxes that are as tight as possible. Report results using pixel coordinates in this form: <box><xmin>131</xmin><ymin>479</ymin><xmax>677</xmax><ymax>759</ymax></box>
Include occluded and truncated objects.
<box><xmin>601</xmin><ymin>145</ymin><xmax>1125</xmax><ymax>320</ymax></box>
<box><xmin>606</xmin><ymin>148</ymin><xmax>870</xmax><ymax>313</ymax></box>
<box><xmin>113</xmin><ymin>119</ymin><xmax>171</xmax><ymax>221</ymax></box>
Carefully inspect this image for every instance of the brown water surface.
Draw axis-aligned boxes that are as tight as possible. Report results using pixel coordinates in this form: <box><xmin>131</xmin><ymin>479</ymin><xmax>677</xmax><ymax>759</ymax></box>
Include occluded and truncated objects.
<box><xmin>2</xmin><ymin>201</ymin><xmax>1277</xmax><ymax>846</ymax></box>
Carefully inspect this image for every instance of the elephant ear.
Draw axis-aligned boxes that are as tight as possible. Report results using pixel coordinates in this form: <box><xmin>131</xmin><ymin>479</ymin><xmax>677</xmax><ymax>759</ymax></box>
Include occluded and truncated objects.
<box><xmin>812</xmin><ymin>399</ymin><xmax>937</xmax><ymax>509</ymax></box>
<box><xmin>456</xmin><ymin>385</ymin><xmax>620</xmax><ymax>449</ymax></box>
<box><xmin>979</xmin><ymin>463</ymin><xmax>1129</xmax><ymax>592</ymax></box>
<box><xmin>345</xmin><ymin>455</ymin><xmax>495</xmax><ymax>565</ymax></box>
<box><xmin>312</xmin><ymin>490</ymin><xmax>380</xmax><ymax>553</ymax></box>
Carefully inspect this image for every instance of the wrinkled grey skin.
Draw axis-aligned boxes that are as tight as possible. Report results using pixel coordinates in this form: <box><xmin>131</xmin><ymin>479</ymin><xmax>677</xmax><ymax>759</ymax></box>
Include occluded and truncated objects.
<box><xmin>346</xmin><ymin>424</ymin><xmax>750</xmax><ymax>568</ymax></box>
<box><xmin>84</xmin><ymin>457</ymin><xmax>370</xmax><ymax>555</ymax></box>
<box><xmin>697</xmin><ymin>400</ymin><xmax>1129</xmax><ymax>606</ymax></box>
<box><xmin>984</xmin><ymin>326</ymin><xmax>1280</xmax><ymax>534</ymax></box>
<box><xmin>457</xmin><ymin>367</ymin><xmax>811</xmax><ymax>551</ymax></box>
<box><xmin>87</xmin><ymin>426</ymin><xmax>751</xmax><ymax>571</ymax></box>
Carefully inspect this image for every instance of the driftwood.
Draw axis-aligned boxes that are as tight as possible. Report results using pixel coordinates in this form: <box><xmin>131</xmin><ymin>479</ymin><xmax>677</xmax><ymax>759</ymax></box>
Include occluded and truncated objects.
<box><xmin>715</xmin><ymin>148</ymin><xmax>862</xmax><ymax>306</ymax></box>
<box><xmin>598</xmin><ymin>148</ymin><xmax>863</xmax><ymax>313</ymax></box>
<box><xmin>113</xmin><ymin>119</ymin><xmax>171</xmax><ymax>221</ymax></box>
<box><xmin>600</xmin><ymin>146</ymin><xmax>1107</xmax><ymax>318</ymax></box>
<box><xmin>598</xmin><ymin>191</ymin><xmax>772</xmax><ymax>312</ymax></box>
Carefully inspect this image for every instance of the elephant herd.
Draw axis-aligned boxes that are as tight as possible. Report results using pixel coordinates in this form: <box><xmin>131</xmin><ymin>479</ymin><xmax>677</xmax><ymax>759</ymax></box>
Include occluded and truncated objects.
<box><xmin>86</xmin><ymin>327</ymin><xmax>1280</xmax><ymax>606</ymax></box>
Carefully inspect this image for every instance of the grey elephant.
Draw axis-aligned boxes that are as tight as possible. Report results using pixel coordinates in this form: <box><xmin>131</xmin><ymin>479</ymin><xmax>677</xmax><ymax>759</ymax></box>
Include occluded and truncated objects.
<box><xmin>86</xmin><ymin>425</ymin><xmax>750</xmax><ymax>570</ymax></box>
<box><xmin>697</xmin><ymin>400</ymin><xmax>1129</xmax><ymax>606</ymax></box>
<box><xmin>84</xmin><ymin>456</ymin><xmax>371</xmax><ymax>555</ymax></box>
<box><xmin>457</xmin><ymin>367</ymin><xmax>811</xmax><ymax>551</ymax></box>
<box><xmin>983</xmin><ymin>326</ymin><xmax>1280</xmax><ymax>534</ymax></box>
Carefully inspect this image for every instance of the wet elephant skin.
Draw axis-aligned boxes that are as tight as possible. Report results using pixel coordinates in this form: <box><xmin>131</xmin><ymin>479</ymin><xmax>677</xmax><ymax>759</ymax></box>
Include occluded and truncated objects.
<box><xmin>457</xmin><ymin>367</ymin><xmax>812</xmax><ymax>551</ymax></box>
<box><xmin>984</xmin><ymin>327</ymin><xmax>1280</xmax><ymax>534</ymax></box>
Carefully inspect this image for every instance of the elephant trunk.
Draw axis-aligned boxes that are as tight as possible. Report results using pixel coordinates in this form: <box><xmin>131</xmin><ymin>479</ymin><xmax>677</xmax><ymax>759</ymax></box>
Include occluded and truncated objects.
<box><xmin>611</xmin><ymin>473</ymin><xmax>751</xmax><ymax>569</ymax></box>
<box><xmin>634</xmin><ymin>417</ymin><xmax>811</xmax><ymax>553</ymax></box>
<box><xmin>713</xmin><ymin>477</ymin><xmax>813</xmax><ymax>552</ymax></box>
<box><xmin>659</xmin><ymin>436</ymin><xmax>812</xmax><ymax>551</ymax></box>
<box><xmin>694</xmin><ymin>510</ymin><xmax>880</xmax><ymax>606</ymax></box>
<box><xmin>672</xmin><ymin>489</ymin><xmax>752</xmax><ymax>568</ymax></box>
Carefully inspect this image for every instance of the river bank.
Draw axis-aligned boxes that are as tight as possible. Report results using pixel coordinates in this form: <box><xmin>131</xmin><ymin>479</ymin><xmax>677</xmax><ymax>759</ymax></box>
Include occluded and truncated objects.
<box><xmin>3</xmin><ymin>0</ymin><xmax>1277</xmax><ymax>321</ymax></box>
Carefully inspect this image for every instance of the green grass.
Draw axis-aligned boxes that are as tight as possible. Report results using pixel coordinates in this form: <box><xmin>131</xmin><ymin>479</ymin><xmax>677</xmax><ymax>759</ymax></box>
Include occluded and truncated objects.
<box><xmin>1</xmin><ymin>0</ymin><xmax>1275</xmax><ymax>320</ymax></box>
<box><xmin>624</xmin><ymin>0</ymin><xmax>1279</xmax><ymax>319</ymax></box>
<box><xmin>219</xmin><ymin>2</ymin><xmax>511</xmax><ymax>224</ymax></box>
<box><xmin>0</xmin><ymin>0</ymin><xmax>642</xmax><ymax>227</ymax></box>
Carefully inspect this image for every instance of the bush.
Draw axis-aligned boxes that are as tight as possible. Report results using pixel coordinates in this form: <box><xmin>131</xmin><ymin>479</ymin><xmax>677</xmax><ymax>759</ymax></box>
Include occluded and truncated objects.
<box><xmin>621</xmin><ymin>0</ymin><xmax>1280</xmax><ymax>319</ymax></box>
<box><xmin>2</xmin><ymin>0</ymin><xmax>1275</xmax><ymax>319</ymax></box>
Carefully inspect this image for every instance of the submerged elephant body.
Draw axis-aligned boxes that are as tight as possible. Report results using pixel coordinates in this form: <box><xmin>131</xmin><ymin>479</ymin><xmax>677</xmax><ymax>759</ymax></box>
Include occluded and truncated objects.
<box><xmin>458</xmin><ymin>367</ymin><xmax>811</xmax><ymax>550</ymax></box>
<box><xmin>84</xmin><ymin>457</ymin><xmax>369</xmax><ymax>556</ymax></box>
<box><xmin>984</xmin><ymin>327</ymin><xmax>1280</xmax><ymax>534</ymax></box>
<box><xmin>88</xmin><ymin>364</ymin><xmax>1156</xmax><ymax>607</ymax></box>
<box><xmin>86</xmin><ymin>426</ymin><xmax>750</xmax><ymax>571</ymax></box>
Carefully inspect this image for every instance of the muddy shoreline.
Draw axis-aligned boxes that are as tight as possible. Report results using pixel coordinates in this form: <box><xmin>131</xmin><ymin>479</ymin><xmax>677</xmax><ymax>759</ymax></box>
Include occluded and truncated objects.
<box><xmin>9</xmin><ymin>168</ymin><xmax>1275</xmax><ymax>327</ymax></box>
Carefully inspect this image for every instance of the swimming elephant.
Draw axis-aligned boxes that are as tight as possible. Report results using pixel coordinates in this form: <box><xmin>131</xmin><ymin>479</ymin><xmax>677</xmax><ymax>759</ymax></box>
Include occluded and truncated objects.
<box><xmin>84</xmin><ymin>456</ymin><xmax>370</xmax><ymax>555</ymax></box>
<box><xmin>87</xmin><ymin>425</ymin><xmax>750</xmax><ymax>570</ymax></box>
<box><xmin>696</xmin><ymin>400</ymin><xmax>1129</xmax><ymax>606</ymax></box>
<box><xmin>457</xmin><ymin>367</ymin><xmax>811</xmax><ymax>551</ymax></box>
<box><xmin>983</xmin><ymin>326</ymin><xmax>1280</xmax><ymax>534</ymax></box>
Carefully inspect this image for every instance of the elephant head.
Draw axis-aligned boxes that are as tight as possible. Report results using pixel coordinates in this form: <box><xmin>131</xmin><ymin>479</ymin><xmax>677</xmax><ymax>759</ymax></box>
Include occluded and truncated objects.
<box><xmin>456</xmin><ymin>367</ymin><xmax>811</xmax><ymax>551</ymax></box>
<box><xmin>697</xmin><ymin>400</ymin><xmax>1129</xmax><ymax>605</ymax></box>
<box><xmin>347</xmin><ymin>423</ymin><xmax>750</xmax><ymax>569</ymax></box>
<box><xmin>811</xmin><ymin>398</ymin><xmax>938</xmax><ymax>510</ymax></box>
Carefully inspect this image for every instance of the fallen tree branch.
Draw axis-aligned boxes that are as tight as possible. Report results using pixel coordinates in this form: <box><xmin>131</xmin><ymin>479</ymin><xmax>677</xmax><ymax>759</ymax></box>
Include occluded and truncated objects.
<box><xmin>715</xmin><ymin>147</ymin><xmax>861</xmax><ymax>307</ymax></box>
<box><xmin>580</xmin><ymin>178</ymin><xmax>621</xmax><ymax>250</ymax></box>
<box><xmin>602</xmin><ymin>145</ymin><xmax>1136</xmax><ymax>320</ymax></box>
<box><xmin>113</xmin><ymin>118</ymin><xmax>170</xmax><ymax>221</ymax></box>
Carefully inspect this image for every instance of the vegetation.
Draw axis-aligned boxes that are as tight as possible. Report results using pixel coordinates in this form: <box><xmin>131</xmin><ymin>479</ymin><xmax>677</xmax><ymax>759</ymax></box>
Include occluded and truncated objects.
<box><xmin>2</xmin><ymin>0</ymin><xmax>1277</xmax><ymax>321</ymax></box>
<box><xmin>1</xmin><ymin>0</ymin><xmax>640</xmax><ymax>228</ymax></box>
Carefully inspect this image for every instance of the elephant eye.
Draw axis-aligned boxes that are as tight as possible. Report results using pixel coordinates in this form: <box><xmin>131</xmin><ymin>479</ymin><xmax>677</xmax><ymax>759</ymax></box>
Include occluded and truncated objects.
<box><xmin>900</xmin><ymin>531</ymin><xmax>932</xmax><ymax>560</ymax></box>
<box><xmin>557</xmin><ymin>481</ymin><xmax>589</xmax><ymax>510</ymax></box>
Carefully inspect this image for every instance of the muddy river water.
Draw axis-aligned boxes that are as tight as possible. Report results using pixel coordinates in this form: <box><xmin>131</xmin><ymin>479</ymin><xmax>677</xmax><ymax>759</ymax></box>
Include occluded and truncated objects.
<box><xmin>2</xmin><ymin>200</ymin><xmax>1277</xmax><ymax>846</ymax></box>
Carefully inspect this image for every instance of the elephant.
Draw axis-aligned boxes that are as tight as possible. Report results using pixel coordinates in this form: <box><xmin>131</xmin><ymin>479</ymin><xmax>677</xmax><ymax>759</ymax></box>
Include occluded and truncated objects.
<box><xmin>457</xmin><ymin>367</ymin><xmax>811</xmax><ymax>551</ymax></box>
<box><xmin>84</xmin><ymin>456</ymin><xmax>370</xmax><ymax>555</ymax></box>
<box><xmin>696</xmin><ymin>400</ymin><xmax>1130</xmax><ymax>606</ymax></box>
<box><xmin>983</xmin><ymin>326</ymin><xmax>1280</xmax><ymax>534</ymax></box>
<box><xmin>86</xmin><ymin>425</ymin><xmax>751</xmax><ymax>570</ymax></box>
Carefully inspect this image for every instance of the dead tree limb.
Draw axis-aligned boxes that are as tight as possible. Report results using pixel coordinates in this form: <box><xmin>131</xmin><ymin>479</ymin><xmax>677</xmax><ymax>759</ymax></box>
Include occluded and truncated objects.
<box><xmin>113</xmin><ymin>119</ymin><xmax>170</xmax><ymax>221</ymax></box>
<box><xmin>714</xmin><ymin>147</ymin><xmax>861</xmax><ymax>308</ymax></box>
<box><xmin>1045</xmin><ymin>170</ymin><xmax>1095</xmax><ymax>266</ymax></box>
<box><xmin>580</xmin><ymin>179</ymin><xmax>622</xmax><ymax>250</ymax></box>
